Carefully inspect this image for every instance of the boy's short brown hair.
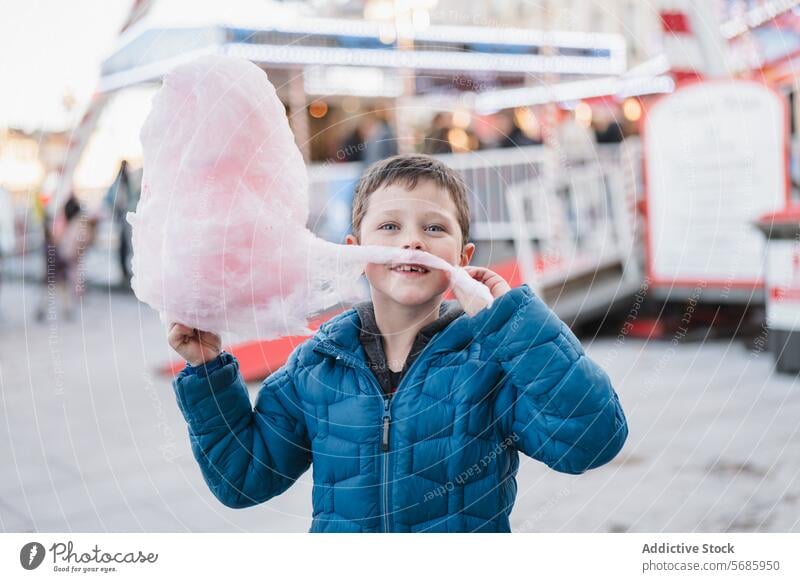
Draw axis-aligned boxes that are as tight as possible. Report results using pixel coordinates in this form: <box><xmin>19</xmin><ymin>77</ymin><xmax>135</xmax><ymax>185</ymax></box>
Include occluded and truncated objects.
<box><xmin>351</xmin><ymin>154</ymin><xmax>471</xmax><ymax>248</ymax></box>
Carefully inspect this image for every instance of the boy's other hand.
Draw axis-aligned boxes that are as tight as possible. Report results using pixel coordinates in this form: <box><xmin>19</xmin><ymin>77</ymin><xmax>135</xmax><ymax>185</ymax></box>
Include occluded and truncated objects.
<box><xmin>451</xmin><ymin>266</ymin><xmax>511</xmax><ymax>316</ymax></box>
<box><xmin>168</xmin><ymin>322</ymin><xmax>222</xmax><ymax>367</ymax></box>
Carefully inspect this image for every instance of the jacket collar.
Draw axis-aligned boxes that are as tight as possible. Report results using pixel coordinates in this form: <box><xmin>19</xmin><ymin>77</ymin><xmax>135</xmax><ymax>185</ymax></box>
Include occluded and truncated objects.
<box><xmin>311</xmin><ymin>285</ymin><xmax>535</xmax><ymax>366</ymax></box>
<box><xmin>312</xmin><ymin>299</ymin><xmax>464</xmax><ymax>366</ymax></box>
<box><xmin>353</xmin><ymin>299</ymin><xmax>464</xmax><ymax>345</ymax></box>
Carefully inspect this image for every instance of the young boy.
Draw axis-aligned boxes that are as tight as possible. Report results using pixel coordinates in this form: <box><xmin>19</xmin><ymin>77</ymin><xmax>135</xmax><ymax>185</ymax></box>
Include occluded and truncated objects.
<box><xmin>168</xmin><ymin>154</ymin><xmax>628</xmax><ymax>533</ymax></box>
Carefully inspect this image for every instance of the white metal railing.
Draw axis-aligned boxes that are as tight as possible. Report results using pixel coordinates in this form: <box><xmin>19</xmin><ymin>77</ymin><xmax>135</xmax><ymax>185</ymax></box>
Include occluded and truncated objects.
<box><xmin>308</xmin><ymin>147</ymin><xmax>548</xmax><ymax>243</ymax></box>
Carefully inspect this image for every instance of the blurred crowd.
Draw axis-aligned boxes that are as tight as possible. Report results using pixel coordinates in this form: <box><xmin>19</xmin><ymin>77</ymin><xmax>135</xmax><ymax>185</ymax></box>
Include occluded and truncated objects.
<box><xmin>328</xmin><ymin>106</ymin><xmax>630</xmax><ymax>163</ymax></box>
<box><xmin>0</xmin><ymin>160</ymin><xmax>139</xmax><ymax>322</ymax></box>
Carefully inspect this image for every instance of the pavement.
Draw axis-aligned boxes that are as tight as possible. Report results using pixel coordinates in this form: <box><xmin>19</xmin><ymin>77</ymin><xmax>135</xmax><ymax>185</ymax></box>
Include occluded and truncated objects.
<box><xmin>1</xmin><ymin>278</ymin><xmax>798</xmax><ymax>533</ymax></box>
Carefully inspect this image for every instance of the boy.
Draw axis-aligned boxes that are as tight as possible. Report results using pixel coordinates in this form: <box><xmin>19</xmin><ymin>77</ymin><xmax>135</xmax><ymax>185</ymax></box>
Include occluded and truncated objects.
<box><xmin>168</xmin><ymin>154</ymin><xmax>628</xmax><ymax>533</ymax></box>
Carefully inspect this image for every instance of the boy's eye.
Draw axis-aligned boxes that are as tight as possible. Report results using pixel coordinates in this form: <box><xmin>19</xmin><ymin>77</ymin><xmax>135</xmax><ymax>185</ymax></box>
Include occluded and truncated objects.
<box><xmin>377</xmin><ymin>223</ymin><xmax>446</xmax><ymax>232</ymax></box>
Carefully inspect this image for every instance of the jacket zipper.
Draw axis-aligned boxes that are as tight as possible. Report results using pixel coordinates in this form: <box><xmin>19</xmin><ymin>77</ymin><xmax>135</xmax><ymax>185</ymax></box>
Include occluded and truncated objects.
<box><xmin>313</xmin><ymin>333</ymin><xmax>448</xmax><ymax>532</ymax></box>
<box><xmin>381</xmin><ymin>396</ymin><xmax>391</xmax><ymax>452</ymax></box>
<box><xmin>381</xmin><ymin>395</ymin><xmax>391</xmax><ymax>532</ymax></box>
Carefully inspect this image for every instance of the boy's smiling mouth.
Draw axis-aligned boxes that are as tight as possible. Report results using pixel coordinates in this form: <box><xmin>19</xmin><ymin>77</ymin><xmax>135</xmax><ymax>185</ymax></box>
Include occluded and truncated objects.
<box><xmin>389</xmin><ymin>263</ymin><xmax>430</xmax><ymax>275</ymax></box>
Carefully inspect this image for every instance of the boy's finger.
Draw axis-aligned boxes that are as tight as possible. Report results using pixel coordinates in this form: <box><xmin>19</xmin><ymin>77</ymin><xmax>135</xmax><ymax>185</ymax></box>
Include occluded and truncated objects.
<box><xmin>170</xmin><ymin>322</ymin><xmax>189</xmax><ymax>335</ymax></box>
<box><xmin>464</xmin><ymin>266</ymin><xmax>492</xmax><ymax>282</ymax></box>
<box><xmin>463</xmin><ymin>267</ymin><xmax>510</xmax><ymax>296</ymax></box>
<box><xmin>169</xmin><ymin>323</ymin><xmax>197</xmax><ymax>342</ymax></box>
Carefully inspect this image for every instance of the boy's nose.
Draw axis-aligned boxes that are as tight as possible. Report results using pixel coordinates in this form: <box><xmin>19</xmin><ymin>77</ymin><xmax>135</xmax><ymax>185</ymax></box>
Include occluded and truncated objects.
<box><xmin>402</xmin><ymin>240</ymin><xmax>425</xmax><ymax>251</ymax></box>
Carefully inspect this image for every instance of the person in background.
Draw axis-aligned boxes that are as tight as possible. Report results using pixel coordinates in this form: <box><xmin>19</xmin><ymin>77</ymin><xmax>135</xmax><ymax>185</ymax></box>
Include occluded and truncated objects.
<box><xmin>0</xmin><ymin>185</ymin><xmax>16</xmax><ymax>320</ymax></box>
<box><xmin>555</xmin><ymin>111</ymin><xmax>598</xmax><ymax>163</ymax></box>
<box><xmin>594</xmin><ymin>119</ymin><xmax>625</xmax><ymax>144</ymax></box>
<box><xmin>362</xmin><ymin>107</ymin><xmax>398</xmax><ymax>166</ymax></box>
<box><xmin>496</xmin><ymin>111</ymin><xmax>541</xmax><ymax>148</ymax></box>
<box><xmin>35</xmin><ymin>194</ymin><xmax>98</xmax><ymax>321</ymax></box>
<box><xmin>104</xmin><ymin>160</ymin><xmax>137</xmax><ymax>284</ymax></box>
<box><xmin>338</xmin><ymin>125</ymin><xmax>366</xmax><ymax>163</ymax></box>
<box><xmin>422</xmin><ymin>112</ymin><xmax>453</xmax><ymax>155</ymax></box>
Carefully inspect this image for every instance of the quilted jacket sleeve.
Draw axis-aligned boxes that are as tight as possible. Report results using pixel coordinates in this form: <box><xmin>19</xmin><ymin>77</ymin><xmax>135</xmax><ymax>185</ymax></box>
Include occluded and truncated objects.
<box><xmin>172</xmin><ymin>350</ymin><xmax>312</xmax><ymax>508</ymax></box>
<box><xmin>475</xmin><ymin>284</ymin><xmax>628</xmax><ymax>475</ymax></box>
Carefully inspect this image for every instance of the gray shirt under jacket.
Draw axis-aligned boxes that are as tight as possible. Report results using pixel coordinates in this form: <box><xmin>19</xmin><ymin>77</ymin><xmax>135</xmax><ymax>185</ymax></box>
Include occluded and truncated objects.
<box><xmin>353</xmin><ymin>299</ymin><xmax>465</xmax><ymax>397</ymax></box>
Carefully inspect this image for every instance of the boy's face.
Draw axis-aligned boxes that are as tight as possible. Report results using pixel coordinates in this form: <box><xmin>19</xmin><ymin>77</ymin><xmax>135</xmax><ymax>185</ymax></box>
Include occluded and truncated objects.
<box><xmin>345</xmin><ymin>180</ymin><xmax>475</xmax><ymax>307</ymax></box>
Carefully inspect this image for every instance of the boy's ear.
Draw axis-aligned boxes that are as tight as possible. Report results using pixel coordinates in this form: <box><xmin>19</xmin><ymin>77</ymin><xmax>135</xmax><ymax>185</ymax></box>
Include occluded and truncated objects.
<box><xmin>460</xmin><ymin>242</ymin><xmax>475</xmax><ymax>267</ymax></box>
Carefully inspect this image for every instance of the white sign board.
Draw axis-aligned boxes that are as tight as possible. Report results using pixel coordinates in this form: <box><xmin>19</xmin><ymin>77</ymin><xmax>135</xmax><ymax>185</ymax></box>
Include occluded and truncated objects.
<box><xmin>644</xmin><ymin>80</ymin><xmax>787</xmax><ymax>289</ymax></box>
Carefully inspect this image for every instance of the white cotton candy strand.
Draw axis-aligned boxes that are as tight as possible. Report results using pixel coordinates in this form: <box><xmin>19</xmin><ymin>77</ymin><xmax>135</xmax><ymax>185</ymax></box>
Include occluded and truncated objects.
<box><xmin>327</xmin><ymin>243</ymin><xmax>494</xmax><ymax>308</ymax></box>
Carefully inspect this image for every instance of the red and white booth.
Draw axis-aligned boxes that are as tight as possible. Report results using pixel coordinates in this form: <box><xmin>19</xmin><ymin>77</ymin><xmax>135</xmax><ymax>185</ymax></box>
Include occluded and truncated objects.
<box><xmin>640</xmin><ymin>1</ymin><xmax>794</xmax><ymax>302</ymax></box>
<box><xmin>756</xmin><ymin>207</ymin><xmax>800</xmax><ymax>373</ymax></box>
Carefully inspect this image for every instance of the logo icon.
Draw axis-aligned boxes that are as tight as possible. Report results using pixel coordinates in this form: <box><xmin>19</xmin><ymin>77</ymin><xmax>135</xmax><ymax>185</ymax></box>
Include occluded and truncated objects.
<box><xmin>20</xmin><ymin>542</ymin><xmax>46</xmax><ymax>570</ymax></box>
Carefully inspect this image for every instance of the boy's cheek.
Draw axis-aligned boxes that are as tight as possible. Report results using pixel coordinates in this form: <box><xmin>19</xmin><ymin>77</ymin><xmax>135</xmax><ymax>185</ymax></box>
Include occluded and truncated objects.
<box><xmin>363</xmin><ymin>264</ymin><xmax>386</xmax><ymax>286</ymax></box>
<box><xmin>364</xmin><ymin>264</ymin><xmax>390</xmax><ymax>289</ymax></box>
<box><xmin>434</xmin><ymin>270</ymin><xmax>450</xmax><ymax>289</ymax></box>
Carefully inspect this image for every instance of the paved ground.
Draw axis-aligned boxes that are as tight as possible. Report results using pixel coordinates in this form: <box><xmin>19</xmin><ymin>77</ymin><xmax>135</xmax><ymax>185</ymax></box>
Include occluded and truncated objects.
<box><xmin>1</xmin><ymin>278</ymin><xmax>798</xmax><ymax>533</ymax></box>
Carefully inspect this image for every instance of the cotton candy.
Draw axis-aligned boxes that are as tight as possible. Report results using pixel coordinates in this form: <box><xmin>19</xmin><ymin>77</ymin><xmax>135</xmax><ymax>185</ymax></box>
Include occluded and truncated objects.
<box><xmin>127</xmin><ymin>54</ymin><xmax>492</xmax><ymax>341</ymax></box>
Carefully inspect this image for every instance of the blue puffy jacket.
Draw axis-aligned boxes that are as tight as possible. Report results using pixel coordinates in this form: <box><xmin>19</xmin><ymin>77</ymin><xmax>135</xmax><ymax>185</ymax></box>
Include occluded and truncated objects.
<box><xmin>172</xmin><ymin>284</ymin><xmax>628</xmax><ymax>532</ymax></box>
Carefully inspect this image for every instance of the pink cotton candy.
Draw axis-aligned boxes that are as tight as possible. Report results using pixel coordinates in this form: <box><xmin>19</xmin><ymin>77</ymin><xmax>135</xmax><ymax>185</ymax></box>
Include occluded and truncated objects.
<box><xmin>128</xmin><ymin>54</ymin><xmax>492</xmax><ymax>341</ymax></box>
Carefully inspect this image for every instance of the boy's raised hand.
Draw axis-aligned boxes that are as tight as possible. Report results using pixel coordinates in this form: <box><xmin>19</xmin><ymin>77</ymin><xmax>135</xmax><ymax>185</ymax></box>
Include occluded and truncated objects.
<box><xmin>168</xmin><ymin>322</ymin><xmax>222</xmax><ymax>367</ymax></box>
<box><xmin>450</xmin><ymin>266</ymin><xmax>511</xmax><ymax>316</ymax></box>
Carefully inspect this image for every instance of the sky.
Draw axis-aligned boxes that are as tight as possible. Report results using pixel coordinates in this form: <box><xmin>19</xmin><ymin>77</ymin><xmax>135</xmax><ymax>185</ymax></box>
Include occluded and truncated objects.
<box><xmin>0</xmin><ymin>0</ymin><xmax>312</xmax><ymax>135</ymax></box>
<box><xmin>0</xmin><ymin>0</ymin><xmax>135</xmax><ymax>133</ymax></box>
<box><xmin>0</xmin><ymin>0</ymin><xmax>313</xmax><ymax>189</ymax></box>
